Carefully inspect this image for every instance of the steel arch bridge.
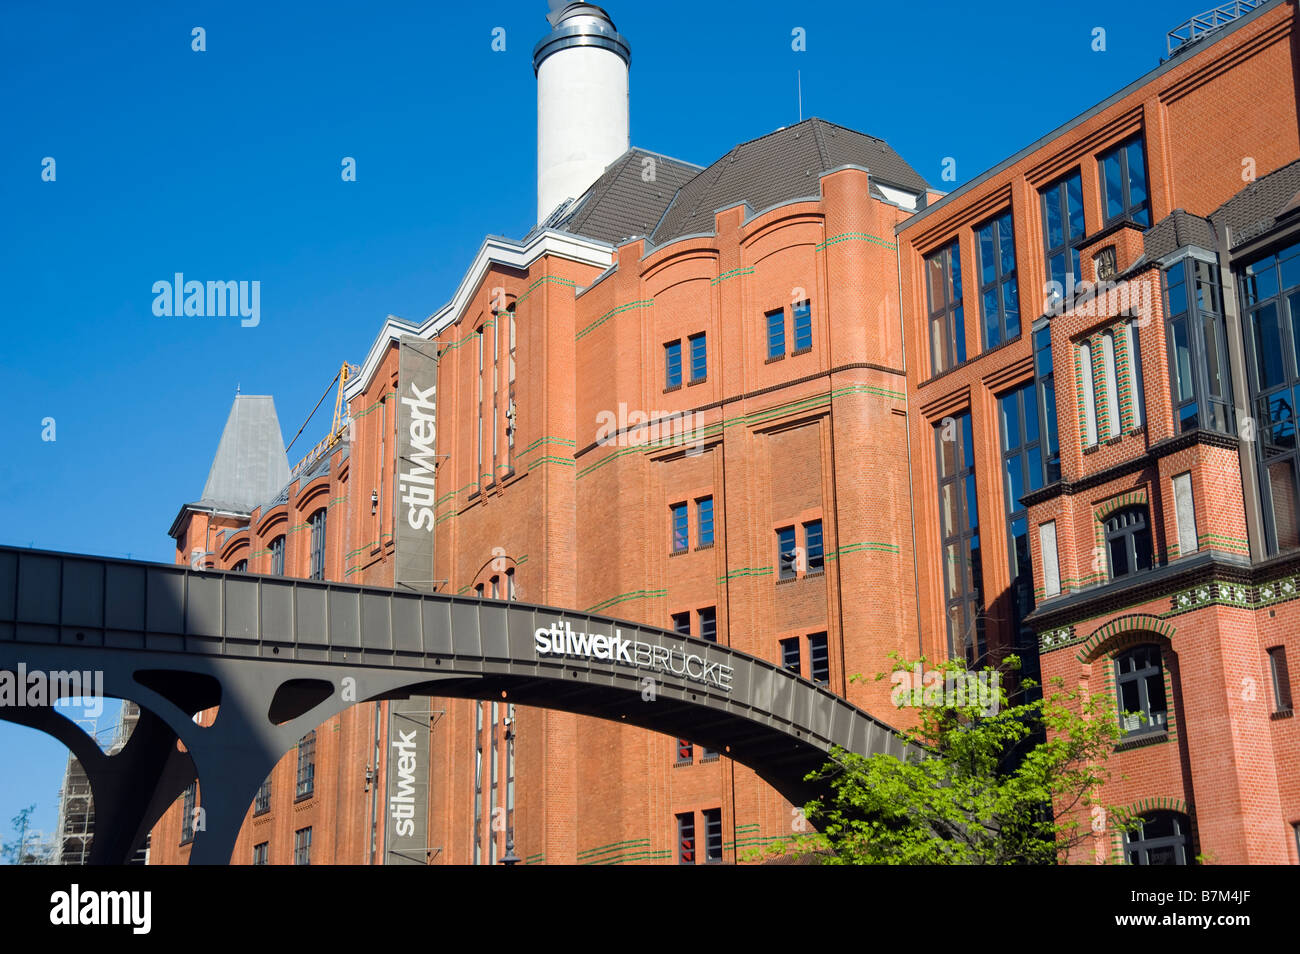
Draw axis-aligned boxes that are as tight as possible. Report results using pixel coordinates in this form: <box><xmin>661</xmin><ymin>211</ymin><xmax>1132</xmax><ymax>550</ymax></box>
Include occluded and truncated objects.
<box><xmin>0</xmin><ymin>545</ymin><xmax>911</xmax><ymax>864</ymax></box>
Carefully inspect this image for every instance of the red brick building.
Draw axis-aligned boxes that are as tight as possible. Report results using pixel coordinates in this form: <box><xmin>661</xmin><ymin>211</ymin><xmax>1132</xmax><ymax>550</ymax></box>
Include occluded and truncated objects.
<box><xmin>153</xmin><ymin>0</ymin><xmax>1300</xmax><ymax>864</ymax></box>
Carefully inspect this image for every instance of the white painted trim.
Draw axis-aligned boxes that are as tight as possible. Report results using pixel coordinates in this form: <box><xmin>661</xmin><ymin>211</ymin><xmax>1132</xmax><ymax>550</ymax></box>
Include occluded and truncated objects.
<box><xmin>345</xmin><ymin>230</ymin><xmax>614</xmax><ymax>400</ymax></box>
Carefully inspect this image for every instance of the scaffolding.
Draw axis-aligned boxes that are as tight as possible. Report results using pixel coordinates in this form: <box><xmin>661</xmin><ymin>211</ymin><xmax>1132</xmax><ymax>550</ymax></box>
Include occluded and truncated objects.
<box><xmin>52</xmin><ymin>701</ymin><xmax>149</xmax><ymax>865</ymax></box>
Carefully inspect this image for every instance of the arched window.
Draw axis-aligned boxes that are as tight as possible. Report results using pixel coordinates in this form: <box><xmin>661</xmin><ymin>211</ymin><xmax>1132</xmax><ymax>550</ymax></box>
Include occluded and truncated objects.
<box><xmin>1105</xmin><ymin>505</ymin><xmax>1153</xmax><ymax>579</ymax></box>
<box><xmin>1124</xmin><ymin>811</ymin><xmax>1192</xmax><ymax>865</ymax></box>
<box><xmin>269</xmin><ymin>535</ymin><xmax>286</xmax><ymax>576</ymax></box>
<box><xmin>1115</xmin><ymin>643</ymin><xmax>1168</xmax><ymax>736</ymax></box>
<box><xmin>308</xmin><ymin>508</ymin><xmax>327</xmax><ymax>580</ymax></box>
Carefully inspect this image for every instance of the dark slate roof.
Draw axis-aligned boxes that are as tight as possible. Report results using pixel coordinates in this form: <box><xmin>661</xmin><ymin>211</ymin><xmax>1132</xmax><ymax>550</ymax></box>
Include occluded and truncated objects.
<box><xmin>198</xmin><ymin>396</ymin><xmax>291</xmax><ymax>513</ymax></box>
<box><xmin>547</xmin><ymin>148</ymin><xmax>702</xmax><ymax>246</ymax></box>
<box><xmin>1210</xmin><ymin>158</ymin><xmax>1300</xmax><ymax>248</ymax></box>
<box><xmin>1141</xmin><ymin>209</ymin><xmax>1217</xmax><ymax>262</ymax></box>
<box><xmin>650</xmin><ymin>118</ymin><xmax>928</xmax><ymax>246</ymax></box>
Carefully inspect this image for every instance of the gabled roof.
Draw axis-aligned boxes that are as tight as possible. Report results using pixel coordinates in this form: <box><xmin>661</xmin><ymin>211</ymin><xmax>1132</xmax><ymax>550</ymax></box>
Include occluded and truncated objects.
<box><xmin>1140</xmin><ymin>209</ymin><xmax>1217</xmax><ymax>263</ymax></box>
<box><xmin>197</xmin><ymin>395</ymin><xmax>291</xmax><ymax>513</ymax></box>
<box><xmin>1210</xmin><ymin>158</ymin><xmax>1300</xmax><ymax>248</ymax></box>
<box><xmin>651</xmin><ymin>118</ymin><xmax>928</xmax><ymax>246</ymax></box>
<box><xmin>544</xmin><ymin>147</ymin><xmax>702</xmax><ymax>246</ymax></box>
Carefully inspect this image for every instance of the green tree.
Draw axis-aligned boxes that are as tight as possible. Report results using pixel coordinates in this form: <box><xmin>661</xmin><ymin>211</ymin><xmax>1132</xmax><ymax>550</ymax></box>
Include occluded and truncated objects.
<box><xmin>755</xmin><ymin>655</ymin><xmax>1130</xmax><ymax>865</ymax></box>
<box><xmin>1</xmin><ymin>804</ymin><xmax>38</xmax><ymax>865</ymax></box>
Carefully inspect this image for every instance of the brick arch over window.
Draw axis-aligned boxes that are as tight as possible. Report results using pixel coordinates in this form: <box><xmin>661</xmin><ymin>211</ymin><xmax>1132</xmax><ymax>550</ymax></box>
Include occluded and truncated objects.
<box><xmin>1076</xmin><ymin>613</ymin><xmax>1174</xmax><ymax>663</ymax></box>
<box><xmin>1108</xmin><ymin>798</ymin><xmax>1197</xmax><ymax>864</ymax></box>
<box><xmin>1094</xmin><ymin>488</ymin><xmax>1149</xmax><ymax>525</ymax></box>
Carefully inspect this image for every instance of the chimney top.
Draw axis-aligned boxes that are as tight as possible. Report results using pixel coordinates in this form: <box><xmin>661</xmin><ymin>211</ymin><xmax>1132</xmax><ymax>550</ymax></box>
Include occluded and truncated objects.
<box><xmin>533</xmin><ymin>2</ymin><xmax>630</xmax><ymax>74</ymax></box>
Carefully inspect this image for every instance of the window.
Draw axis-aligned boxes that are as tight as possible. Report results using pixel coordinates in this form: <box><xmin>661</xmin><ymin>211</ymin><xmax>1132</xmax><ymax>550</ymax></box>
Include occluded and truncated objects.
<box><xmin>294</xmin><ymin>826</ymin><xmax>312</xmax><ymax>866</ymax></box>
<box><xmin>671</xmin><ymin>502</ymin><xmax>689</xmax><ymax>553</ymax></box>
<box><xmin>296</xmin><ymin>730</ymin><xmax>315</xmax><ymax>800</ymax></box>
<box><xmin>1269</xmin><ymin>646</ymin><xmax>1293</xmax><ymax>713</ymax></box>
<box><xmin>697</xmin><ymin>496</ymin><xmax>714</xmax><ymax>546</ymax></box>
<box><xmin>1033</xmin><ymin>326</ymin><xmax>1061</xmax><ymax>482</ymax></box>
<box><xmin>180</xmin><ymin>782</ymin><xmax>196</xmax><ymax>845</ymax></box>
<box><xmin>491</xmin><ymin>318</ymin><xmax>499</xmax><ymax>482</ymax></box>
<box><xmin>254</xmin><ymin>777</ymin><xmax>271</xmax><ymax>816</ymax></box>
<box><xmin>976</xmin><ymin>211</ymin><xmax>1020</xmax><ymax>348</ymax></box>
<box><xmin>1079</xmin><ymin>341</ymin><xmax>1098</xmax><ymax>446</ymax></box>
<box><xmin>1124</xmin><ymin>320</ymin><xmax>1147</xmax><ymax>430</ymax></box>
<box><xmin>808</xmin><ymin>633</ymin><xmax>829</xmax><ymax>686</ymax></box>
<box><xmin>1105</xmin><ymin>505</ymin><xmax>1153</xmax><ymax>579</ymax></box>
<box><xmin>676</xmin><ymin>812</ymin><xmax>695</xmax><ymax>864</ymax></box>
<box><xmin>698</xmin><ymin>607</ymin><xmax>717</xmax><ymax>642</ymax></box>
<box><xmin>1099</xmin><ymin>136</ymin><xmax>1150</xmax><ymax>227</ymax></box>
<box><xmin>1115</xmin><ymin>644</ymin><xmax>1167</xmax><ymax>736</ymax></box>
<box><xmin>1242</xmin><ymin>241</ymin><xmax>1300</xmax><ymax>554</ymax></box>
<box><xmin>1100</xmin><ymin>331</ymin><xmax>1120</xmax><ymax>439</ymax></box>
<box><xmin>1041</xmin><ymin>171</ymin><xmax>1084</xmax><ymax>296</ymax></box>
<box><xmin>474</xmin><ymin>583</ymin><xmax>484</xmax><ymax>598</ymax></box>
<box><xmin>490</xmin><ymin>576</ymin><xmax>499</xmax><ymax>600</ymax></box>
<box><xmin>270</xmin><ymin>535</ymin><xmax>285</xmax><ymax>576</ymax></box>
<box><xmin>793</xmin><ymin>299</ymin><xmax>812</xmax><ymax>352</ymax></box>
<box><xmin>232</xmin><ymin>559</ymin><xmax>247</xmax><ymax>573</ymax></box>
<box><xmin>1172</xmin><ymin>472</ymin><xmax>1198</xmax><ymax>556</ymax></box>
<box><xmin>804</xmin><ymin>520</ymin><xmax>824</xmax><ymax>572</ymax></box>
<box><xmin>473</xmin><ymin>702</ymin><xmax>483</xmax><ymax>865</ymax></box>
<box><xmin>703</xmin><ymin>808</ymin><xmax>723</xmax><ymax>863</ymax></box>
<box><xmin>665</xmin><ymin>340</ymin><xmax>682</xmax><ymax>389</ymax></box>
<box><xmin>676</xmin><ymin>739</ymin><xmax>693</xmax><ymax>764</ymax></box>
<box><xmin>766</xmin><ymin>309</ymin><xmax>785</xmax><ymax>360</ymax></box>
<box><xmin>1124</xmin><ymin>811</ymin><xmax>1191</xmax><ymax>865</ymax></box>
<box><xmin>1039</xmin><ymin>521</ymin><xmax>1061</xmax><ymax>598</ymax></box>
<box><xmin>936</xmin><ymin>413</ymin><xmax>984</xmax><ymax>665</ymax></box>
<box><xmin>776</xmin><ymin>526</ymin><xmax>797</xmax><ymax>580</ymax></box>
<box><xmin>1167</xmin><ymin>259</ymin><xmax>1231</xmax><ymax>434</ymax></box>
<box><xmin>671</xmin><ymin>612</ymin><xmax>691</xmax><ymax>636</ymax></box>
<box><xmin>506</xmin><ymin>568</ymin><xmax>516</xmax><ymax>600</ymax></box>
<box><xmin>689</xmin><ymin>333</ymin><xmax>707</xmax><ymax>382</ymax></box>
<box><xmin>507</xmin><ymin>311</ymin><xmax>516</xmax><ymax>473</ymax></box>
<box><xmin>253</xmin><ymin>841</ymin><xmax>268</xmax><ymax>865</ymax></box>
<box><xmin>780</xmin><ymin>636</ymin><xmax>801</xmax><ymax>674</ymax></box>
<box><xmin>308</xmin><ymin>508</ymin><xmax>326</xmax><ymax>580</ymax></box>
<box><xmin>476</xmin><ymin>327</ymin><xmax>484</xmax><ymax>488</ymax></box>
<box><xmin>927</xmin><ymin>240</ymin><xmax>965</xmax><ymax>374</ymax></box>
<box><xmin>1000</xmin><ymin>383</ymin><xmax>1046</xmax><ymax>658</ymax></box>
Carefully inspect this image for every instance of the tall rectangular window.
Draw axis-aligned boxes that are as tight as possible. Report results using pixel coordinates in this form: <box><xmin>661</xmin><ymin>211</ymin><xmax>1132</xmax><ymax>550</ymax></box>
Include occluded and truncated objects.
<box><xmin>507</xmin><ymin>311</ymin><xmax>516</xmax><ymax>473</ymax></box>
<box><xmin>253</xmin><ymin>842</ymin><xmax>269</xmax><ymax>865</ymax></box>
<box><xmin>703</xmin><ymin>808</ymin><xmax>723</xmax><ymax>863</ymax></box>
<box><xmin>491</xmin><ymin>319</ymin><xmax>499</xmax><ymax>482</ymax></box>
<box><xmin>473</xmin><ymin>702</ymin><xmax>483</xmax><ymax>865</ymax></box>
<box><xmin>1000</xmin><ymin>383</ymin><xmax>1046</xmax><ymax>676</ymax></box>
<box><xmin>180</xmin><ymin>783</ymin><xmax>196</xmax><ymax>845</ymax></box>
<box><xmin>776</xmin><ymin>526</ymin><xmax>797</xmax><ymax>580</ymax></box>
<box><xmin>1241</xmin><ymin>240</ymin><xmax>1300</xmax><ymax>554</ymax></box>
<box><xmin>793</xmin><ymin>299</ymin><xmax>812</xmax><ymax>352</ymax></box>
<box><xmin>270</xmin><ymin>535</ymin><xmax>285</xmax><ymax>576</ymax></box>
<box><xmin>1034</xmin><ymin>326</ymin><xmax>1061</xmax><ymax>482</ymax></box>
<box><xmin>780</xmin><ymin>636</ymin><xmax>801</xmax><ymax>674</ymax></box>
<box><xmin>1269</xmin><ymin>646</ymin><xmax>1294</xmax><ymax>713</ymax></box>
<box><xmin>927</xmin><ymin>240</ymin><xmax>965</xmax><ymax>374</ymax></box>
<box><xmin>296</xmin><ymin>730</ymin><xmax>315</xmax><ymax>800</ymax></box>
<box><xmin>308</xmin><ymin>508</ymin><xmax>326</xmax><ymax>580</ymax></box>
<box><xmin>1172</xmin><ymin>472</ymin><xmax>1198</xmax><ymax>557</ymax></box>
<box><xmin>808</xmin><ymin>632</ymin><xmax>830</xmax><ymax>686</ymax></box>
<box><xmin>804</xmin><ymin>519</ymin><xmax>824</xmax><ymax>572</ymax></box>
<box><xmin>671</xmin><ymin>611</ymin><xmax>691</xmax><ymax>636</ymax></box>
<box><xmin>1101</xmin><ymin>331</ymin><xmax>1121</xmax><ymax>439</ymax></box>
<box><xmin>676</xmin><ymin>813</ymin><xmax>695</xmax><ymax>864</ymax></box>
<box><xmin>476</xmin><ymin>328</ymin><xmax>484</xmax><ymax>488</ymax></box>
<box><xmin>766</xmin><ymin>309</ymin><xmax>785</xmax><ymax>360</ymax></box>
<box><xmin>1039</xmin><ymin>521</ymin><xmax>1061</xmax><ymax>598</ymax></box>
<box><xmin>1099</xmin><ymin>136</ymin><xmax>1150</xmax><ymax>227</ymax></box>
<box><xmin>689</xmin><ymin>333</ymin><xmax>707</xmax><ymax>382</ymax></box>
<box><xmin>697</xmin><ymin>496</ymin><xmax>714</xmax><ymax>546</ymax></box>
<box><xmin>1124</xmin><ymin>319</ymin><xmax>1147</xmax><ymax>429</ymax></box>
<box><xmin>1041</xmin><ymin>171</ymin><xmax>1084</xmax><ymax>297</ymax></box>
<box><xmin>665</xmin><ymin>340</ymin><xmax>682</xmax><ymax>389</ymax></box>
<box><xmin>976</xmin><ymin>211</ymin><xmax>1020</xmax><ymax>348</ymax></box>
<box><xmin>254</xmin><ymin>777</ymin><xmax>271</xmax><ymax>815</ymax></box>
<box><xmin>698</xmin><ymin>607</ymin><xmax>717</xmax><ymax>642</ymax></box>
<box><xmin>294</xmin><ymin>826</ymin><xmax>312</xmax><ymax>866</ymax></box>
<box><xmin>936</xmin><ymin>412</ymin><xmax>984</xmax><ymax>665</ymax></box>
<box><xmin>1079</xmin><ymin>341</ymin><xmax>1098</xmax><ymax>446</ymax></box>
<box><xmin>671</xmin><ymin>502</ymin><xmax>689</xmax><ymax>553</ymax></box>
<box><xmin>1168</xmin><ymin>259</ymin><xmax>1232</xmax><ymax>434</ymax></box>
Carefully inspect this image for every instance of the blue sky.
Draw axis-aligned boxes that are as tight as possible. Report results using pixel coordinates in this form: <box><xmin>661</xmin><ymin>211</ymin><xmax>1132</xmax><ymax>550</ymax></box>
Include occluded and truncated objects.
<box><xmin>0</xmin><ymin>0</ymin><xmax>1209</xmax><ymax>849</ymax></box>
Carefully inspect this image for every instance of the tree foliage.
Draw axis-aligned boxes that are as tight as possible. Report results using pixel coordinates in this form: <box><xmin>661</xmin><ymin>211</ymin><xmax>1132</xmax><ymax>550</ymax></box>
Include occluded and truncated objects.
<box><xmin>754</xmin><ymin>655</ymin><xmax>1130</xmax><ymax>865</ymax></box>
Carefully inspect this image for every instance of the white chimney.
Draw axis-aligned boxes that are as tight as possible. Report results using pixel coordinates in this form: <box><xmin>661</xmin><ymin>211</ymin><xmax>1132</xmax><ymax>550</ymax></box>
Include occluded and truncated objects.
<box><xmin>533</xmin><ymin>3</ymin><xmax>631</xmax><ymax>223</ymax></box>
